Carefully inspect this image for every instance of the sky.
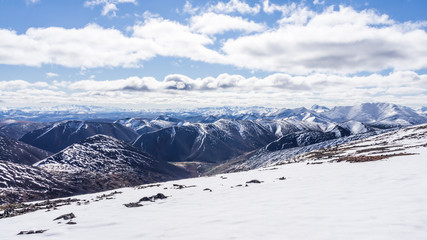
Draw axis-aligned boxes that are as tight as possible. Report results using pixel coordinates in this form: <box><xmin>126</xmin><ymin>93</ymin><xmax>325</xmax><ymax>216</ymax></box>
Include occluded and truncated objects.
<box><xmin>0</xmin><ymin>0</ymin><xmax>426</xmax><ymax>110</ymax></box>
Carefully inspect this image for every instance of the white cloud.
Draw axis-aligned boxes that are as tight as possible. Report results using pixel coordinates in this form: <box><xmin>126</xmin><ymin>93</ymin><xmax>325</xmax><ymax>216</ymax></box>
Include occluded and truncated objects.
<box><xmin>132</xmin><ymin>17</ymin><xmax>223</xmax><ymax>62</ymax></box>
<box><xmin>313</xmin><ymin>0</ymin><xmax>325</xmax><ymax>5</ymax></box>
<box><xmin>69</xmin><ymin>76</ymin><xmax>161</xmax><ymax>91</ymax></box>
<box><xmin>46</xmin><ymin>72</ymin><xmax>59</xmax><ymax>78</ymax></box>
<box><xmin>1</xmin><ymin>71</ymin><xmax>426</xmax><ymax>108</ymax></box>
<box><xmin>183</xmin><ymin>1</ymin><xmax>198</xmax><ymax>15</ymax></box>
<box><xmin>207</xmin><ymin>0</ymin><xmax>261</xmax><ymax>15</ymax></box>
<box><xmin>262</xmin><ymin>0</ymin><xmax>295</xmax><ymax>14</ymax></box>
<box><xmin>0</xmin><ymin>4</ymin><xmax>427</xmax><ymax>75</ymax></box>
<box><xmin>0</xmin><ymin>24</ymin><xmax>155</xmax><ymax>68</ymax></box>
<box><xmin>66</xmin><ymin>71</ymin><xmax>427</xmax><ymax>96</ymax></box>
<box><xmin>221</xmin><ymin>5</ymin><xmax>427</xmax><ymax>74</ymax></box>
<box><xmin>84</xmin><ymin>0</ymin><xmax>137</xmax><ymax>16</ymax></box>
<box><xmin>0</xmin><ymin>80</ymin><xmax>49</xmax><ymax>90</ymax></box>
<box><xmin>190</xmin><ymin>12</ymin><xmax>265</xmax><ymax>35</ymax></box>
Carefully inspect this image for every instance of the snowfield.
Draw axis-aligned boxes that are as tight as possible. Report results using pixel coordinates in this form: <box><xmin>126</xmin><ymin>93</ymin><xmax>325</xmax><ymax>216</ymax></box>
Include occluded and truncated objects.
<box><xmin>1</xmin><ymin>145</ymin><xmax>427</xmax><ymax>239</ymax></box>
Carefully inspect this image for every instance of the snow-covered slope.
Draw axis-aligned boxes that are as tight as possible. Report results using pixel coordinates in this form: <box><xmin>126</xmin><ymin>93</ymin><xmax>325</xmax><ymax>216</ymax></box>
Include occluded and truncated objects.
<box><xmin>281</xmin><ymin>123</ymin><xmax>427</xmax><ymax>165</ymax></box>
<box><xmin>336</xmin><ymin>120</ymin><xmax>373</xmax><ymax>134</ymax></box>
<box><xmin>20</xmin><ymin>121</ymin><xmax>138</xmax><ymax>153</ymax></box>
<box><xmin>115</xmin><ymin>117</ymin><xmax>179</xmax><ymax>135</ymax></box>
<box><xmin>36</xmin><ymin>134</ymin><xmax>187</xmax><ymax>180</ymax></box>
<box><xmin>0</xmin><ymin>124</ymin><xmax>426</xmax><ymax>239</ymax></box>
<box><xmin>0</xmin><ymin>161</ymin><xmax>74</xmax><ymax>205</ymax></box>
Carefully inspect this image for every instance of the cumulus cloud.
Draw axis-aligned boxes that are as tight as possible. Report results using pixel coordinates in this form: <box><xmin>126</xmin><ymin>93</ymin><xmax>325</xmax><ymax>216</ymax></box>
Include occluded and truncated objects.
<box><xmin>132</xmin><ymin>17</ymin><xmax>223</xmax><ymax>62</ymax></box>
<box><xmin>0</xmin><ymin>80</ymin><xmax>49</xmax><ymax>90</ymax></box>
<box><xmin>84</xmin><ymin>0</ymin><xmax>137</xmax><ymax>16</ymax></box>
<box><xmin>182</xmin><ymin>1</ymin><xmax>198</xmax><ymax>15</ymax></box>
<box><xmin>0</xmin><ymin>19</ymin><xmax>222</xmax><ymax>68</ymax></box>
<box><xmin>313</xmin><ymin>0</ymin><xmax>325</xmax><ymax>5</ymax></box>
<box><xmin>1</xmin><ymin>3</ymin><xmax>427</xmax><ymax>75</ymax></box>
<box><xmin>46</xmin><ymin>72</ymin><xmax>59</xmax><ymax>78</ymax></box>
<box><xmin>207</xmin><ymin>0</ymin><xmax>261</xmax><ymax>15</ymax></box>
<box><xmin>222</xmin><ymin>5</ymin><xmax>427</xmax><ymax>74</ymax></box>
<box><xmin>69</xmin><ymin>77</ymin><xmax>161</xmax><ymax>91</ymax></box>
<box><xmin>1</xmin><ymin>71</ymin><xmax>426</xmax><ymax>108</ymax></box>
<box><xmin>0</xmin><ymin>24</ymin><xmax>154</xmax><ymax>68</ymax></box>
<box><xmin>190</xmin><ymin>12</ymin><xmax>265</xmax><ymax>35</ymax></box>
<box><xmin>66</xmin><ymin>71</ymin><xmax>427</xmax><ymax>97</ymax></box>
<box><xmin>262</xmin><ymin>0</ymin><xmax>296</xmax><ymax>14</ymax></box>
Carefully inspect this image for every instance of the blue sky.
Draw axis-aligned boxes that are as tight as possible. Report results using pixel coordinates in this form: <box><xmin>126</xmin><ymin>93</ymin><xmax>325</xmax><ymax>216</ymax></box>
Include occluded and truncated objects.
<box><xmin>0</xmin><ymin>0</ymin><xmax>426</xmax><ymax>109</ymax></box>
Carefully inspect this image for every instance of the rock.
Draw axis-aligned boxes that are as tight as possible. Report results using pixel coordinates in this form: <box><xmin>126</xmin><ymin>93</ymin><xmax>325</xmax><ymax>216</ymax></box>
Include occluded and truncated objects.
<box><xmin>66</xmin><ymin>221</ymin><xmax>77</xmax><ymax>225</ymax></box>
<box><xmin>139</xmin><ymin>193</ymin><xmax>168</xmax><ymax>202</ymax></box>
<box><xmin>277</xmin><ymin>177</ymin><xmax>286</xmax><ymax>180</ymax></box>
<box><xmin>53</xmin><ymin>212</ymin><xmax>75</xmax><ymax>221</ymax></box>
<box><xmin>246</xmin><ymin>179</ymin><xmax>263</xmax><ymax>184</ymax></box>
<box><xmin>123</xmin><ymin>202</ymin><xmax>143</xmax><ymax>208</ymax></box>
<box><xmin>172</xmin><ymin>184</ymin><xmax>196</xmax><ymax>189</ymax></box>
<box><xmin>17</xmin><ymin>229</ymin><xmax>47</xmax><ymax>235</ymax></box>
<box><xmin>135</xmin><ymin>184</ymin><xmax>161</xmax><ymax>190</ymax></box>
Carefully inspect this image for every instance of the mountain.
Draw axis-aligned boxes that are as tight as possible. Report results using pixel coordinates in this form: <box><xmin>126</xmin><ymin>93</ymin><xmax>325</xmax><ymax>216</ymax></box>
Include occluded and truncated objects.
<box><xmin>321</xmin><ymin>102</ymin><xmax>426</xmax><ymax>126</ymax></box>
<box><xmin>0</xmin><ymin>120</ymin><xmax>49</xmax><ymax>139</ymax></box>
<box><xmin>2</xmin><ymin>103</ymin><xmax>425</xmax><ymax>127</ymax></box>
<box><xmin>0</xmin><ymin>134</ymin><xmax>50</xmax><ymax>165</ymax></box>
<box><xmin>418</xmin><ymin>107</ymin><xmax>427</xmax><ymax>117</ymax></box>
<box><xmin>36</xmin><ymin>134</ymin><xmax>187</xmax><ymax>180</ymax></box>
<box><xmin>265</xmin><ymin>107</ymin><xmax>314</xmax><ymax>119</ymax></box>
<box><xmin>208</xmin><ymin>129</ymin><xmax>383</xmax><ymax>174</ymax></box>
<box><xmin>0</xmin><ymin>105</ymin><xmax>145</xmax><ymax>122</ymax></box>
<box><xmin>1</xmin><ymin>134</ymin><xmax>188</xmax><ymax>205</ymax></box>
<box><xmin>337</xmin><ymin>120</ymin><xmax>373</xmax><ymax>135</ymax></box>
<box><xmin>1</xmin><ymin>123</ymin><xmax>426</xmax><ymax>239</ymax></box>
<box><xmin>208</xmin><ymin>121</ymin><xmax>425</xmax><ymax>174</ymax></box>
<box><xmin>20</xmin><ymin>121</ymin><xmax>138</xmax><ymax>153</ymax></box>
<box><xmin>115</xmin><ymin>117</ymin><xmax>179</xmax><ymax>135</ymax></box>
<box><xmin>0</xmin><ymin>160</ymin><xmax>75</xmax><ymax>205</ymax></box>
<box><xmin>310</xmin><ymin>104</ymin><xmax>330</xmax><ymax>113</ymax></box>
<box><xmin>265</xmin><ymin>126</ymin><xmax>350</xmax><ymax>152</ymax></box>
<box><xmin>133</xmin><ymin>119</ymin><xmax>277</xmax><ymax>163</ymax></box>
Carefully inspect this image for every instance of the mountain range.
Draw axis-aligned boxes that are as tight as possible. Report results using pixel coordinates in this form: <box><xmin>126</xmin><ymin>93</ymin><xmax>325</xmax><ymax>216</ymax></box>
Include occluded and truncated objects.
<box><xmin>0</xmin><ymin>102</ymin><xmax>426</xmax><ymax>204</ymax></box>
<box><xmin>1</xmin><ymin>122</ymin><xmax>426</xmax><ymax>239</ymax></box>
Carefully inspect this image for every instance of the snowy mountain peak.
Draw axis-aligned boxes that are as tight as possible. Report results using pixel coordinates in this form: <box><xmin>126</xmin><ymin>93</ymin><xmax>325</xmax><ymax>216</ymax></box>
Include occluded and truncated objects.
<box><xmin>310</xmin><ymin>104</ymin><xmax>329</xmax><ymax>113</ymax></box>
<box><xmin>323</xmin><ymin>102</ymin><xmax>425</xmax><ymax>126</ymax></box>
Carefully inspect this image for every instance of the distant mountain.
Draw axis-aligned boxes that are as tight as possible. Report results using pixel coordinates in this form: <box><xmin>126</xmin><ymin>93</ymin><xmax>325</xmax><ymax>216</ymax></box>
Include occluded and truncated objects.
<box><xmin>337</xmin><ymin>120</ymin><xmax>373</xmax><ymax>135</ymax></box>
<box><xmin>20</xmin><ymin>120</ymin><xmax>138</xmax><ymax>153</ymax></box>
<box><xmin>115</xmin><ymin>117</ymin><xmax>179</xmax><ymax>135</ymax></box>
<box><xmin>2</xmin><ymin>103</ymin><xmax>425</xmax><ymax>127</ymax></box>
<box><xmin>0</xmin><ymin>134</ymin><xmax>50</xmax><ymax>165</ymax></box>
<box><xmin>133</xmin><ymin>119</ymin><xmax>277</xmax><ymax>163</ymax></box>
<box><xmin>265</xmin><ymin>126</ymin><xmax>350</xmax><ymax>152</ymax></box>
<box><xmin>0</xmin><ymin>105</ymin><xmax>146</xmax><ymax>122</ymax></box>
<box><xmin>0</xmin><ymin>120</ymin><xmax>49</xmax><ymax>139</ymax></box>
<box><xmin>321</xmin><ymin>103</ymin><xmax>425</xmax><ymax>126</ymax></box>
<box><xmin>310</xmin><ymin>104</ymin><xmax>330</xmax><ymax>113</ymax></box>
<box><xmin>418</xmin><ymin>107</ymin><xmax>427</xmax><ymax>117</ymax></box>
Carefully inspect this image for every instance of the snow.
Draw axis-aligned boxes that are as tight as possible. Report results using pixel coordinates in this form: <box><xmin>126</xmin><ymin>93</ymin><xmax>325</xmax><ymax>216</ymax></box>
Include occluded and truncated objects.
<box><xmin>1</xmin><ymin>145</ymin><xmax>427</xmax><ymax>239</ymax></box>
